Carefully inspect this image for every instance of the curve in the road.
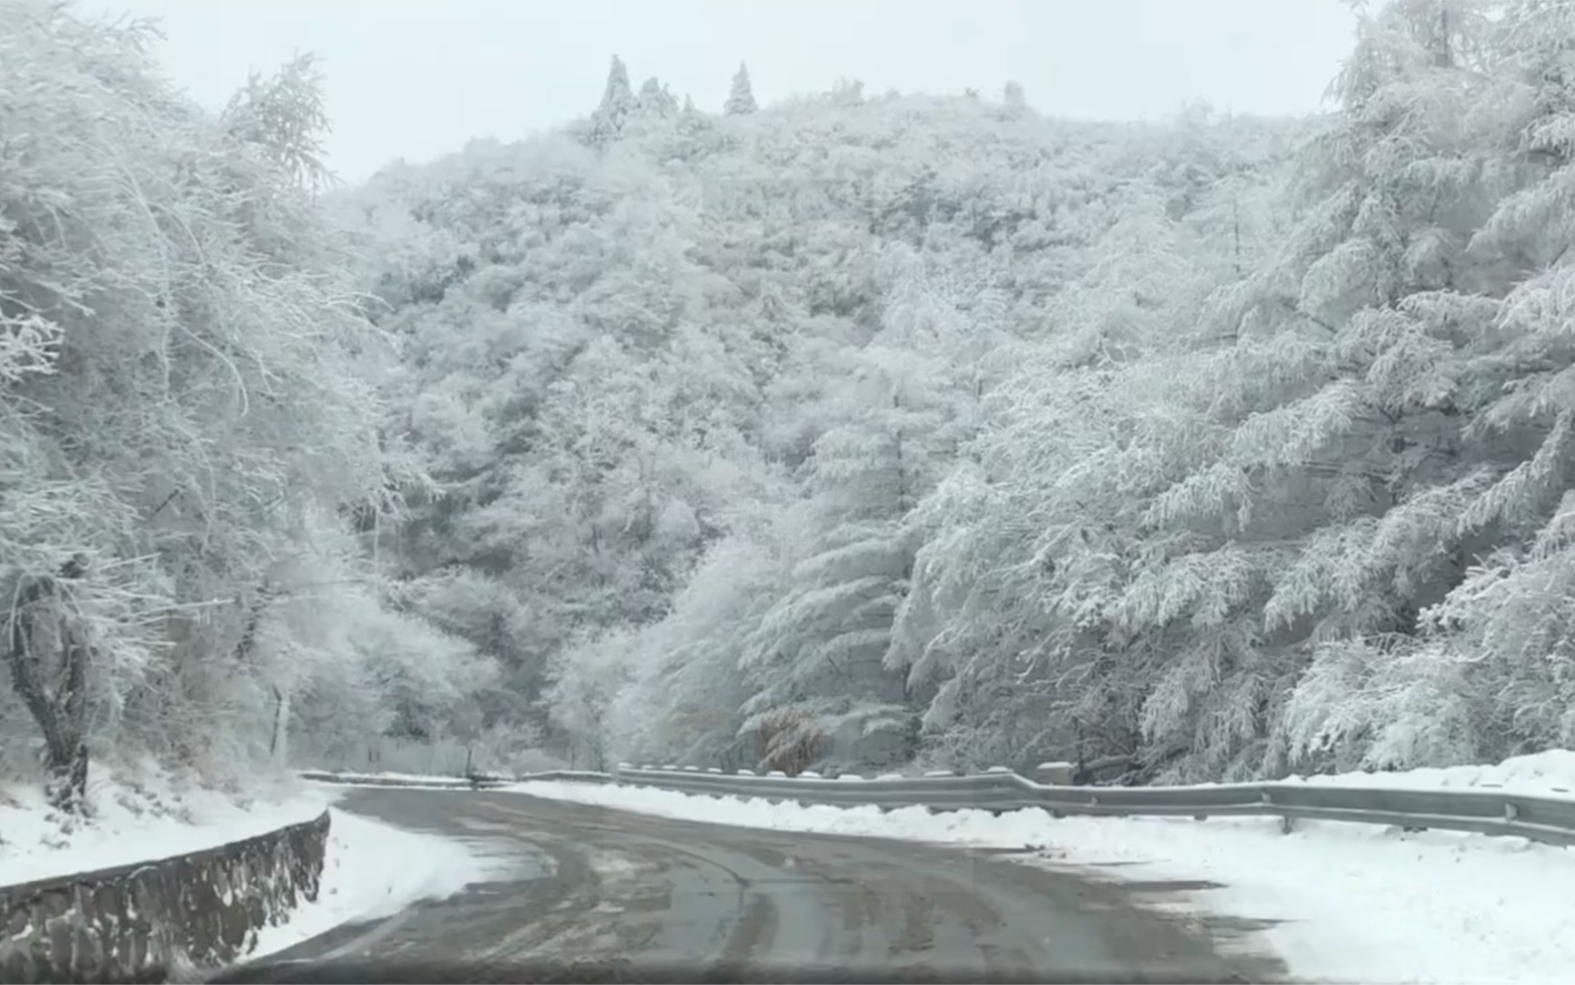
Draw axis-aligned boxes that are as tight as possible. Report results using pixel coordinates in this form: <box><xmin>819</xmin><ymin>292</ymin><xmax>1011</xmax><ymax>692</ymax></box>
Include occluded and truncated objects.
<box><xmin>215</xmin><ymin>787</ymin><xmax>1288</xmax><ymax>984</ymax></box>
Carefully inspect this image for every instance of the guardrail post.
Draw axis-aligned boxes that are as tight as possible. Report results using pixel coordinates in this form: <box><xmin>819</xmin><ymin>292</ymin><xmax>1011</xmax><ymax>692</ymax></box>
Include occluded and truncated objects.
<box><xmin>1261</xmin><ymin>790</ymin><xmax>1294</xmax><ymax>834</ymax></box>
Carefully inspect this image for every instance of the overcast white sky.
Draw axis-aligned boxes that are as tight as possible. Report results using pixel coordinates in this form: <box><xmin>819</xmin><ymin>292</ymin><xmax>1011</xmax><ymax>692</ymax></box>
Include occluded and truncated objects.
<box><xmin>87</xmin><ymin>0</ymin><xmax>1358</xmax><ymax>185</ymax></box>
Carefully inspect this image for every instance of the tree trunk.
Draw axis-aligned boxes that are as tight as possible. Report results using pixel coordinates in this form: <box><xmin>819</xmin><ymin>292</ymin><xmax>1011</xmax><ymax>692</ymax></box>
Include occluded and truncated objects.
<box><xmin>269</xmin><ymin>684</ymin><xmax>291</xmax><ymax>764</ymax></box>
<box><xmin>237</xmin><ymin>586</ymin><xmax>291</xmax><ymax>765</ymax></box>
<box><xmin>6</xmin><ymin>557</ymin><xmax>93</xmax><ymax>813</ymax></box>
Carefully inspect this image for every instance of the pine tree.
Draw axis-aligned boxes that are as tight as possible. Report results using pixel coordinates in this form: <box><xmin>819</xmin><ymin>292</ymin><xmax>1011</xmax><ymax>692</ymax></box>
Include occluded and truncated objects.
<box><xmin>639</xmin><ymin>76</ymin><xmax>678</xmax><ymax>118</ymax></box>
<box><xmin>739</xmin><ymin>268</ymin><xmax>985</xmax><ymax>772</ymax></box>
<box><xmin>830</xmin><ymin>77</ymin><xmax>865</xmax><ymax>107</ymax></box>
<box><xmin>725</xmin><ymin>62</ymin><xmax>758</xmax><ymax>116</ymax></box>
<box><xmin>1003</xmin><ymin>80</ymin><xmax>1027</xmax><ymax>115</ymax></box>
<box><xmin>590</xmin><ymin>55</ymin><xmax>639</xmax><ymax>147</ymax></box>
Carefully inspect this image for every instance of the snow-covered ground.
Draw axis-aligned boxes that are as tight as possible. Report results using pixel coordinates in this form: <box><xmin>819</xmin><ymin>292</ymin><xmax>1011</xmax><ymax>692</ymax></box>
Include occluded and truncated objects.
<box><xmin>1287</xmin><ymin>749</ymin><xmax>1575</xmax><ymax>797</ymax></box>
<box><xmin>509</xmin><ymin>753</ymin><xmax>1575</xmax><ymax>985</ymax></box>
<box><xmin>247</xmin><ymin>803</ymin><xmax>514</xmax><ymax>962</ymax></box>
<box><xmin>0</xmin><ymin>766</ymin><xmax>507</xmax><ymax>967</ymax></box>
<box><xmin>0</xmin><ymin>768</ymin><xmax>337</xmax><ymax>887</ymax></box>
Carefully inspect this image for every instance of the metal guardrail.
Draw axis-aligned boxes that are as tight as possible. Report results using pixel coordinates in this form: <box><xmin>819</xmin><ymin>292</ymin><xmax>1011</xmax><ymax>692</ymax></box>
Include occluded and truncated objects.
<box><xmin>523</xmin><ymin>769</ymin><xmax>617</xmax><ymax>785</ymax></box>
<box><xmin>586</xmin><ymin>763</ymin><xmax>1575</xmax><ymax>848</ymax></box>
<box><xmin>298</xmin><ymin>768</ymin><xmax>615</xmax><ymax>790</ymax></box>
<box><xmin>302</xmin><ymin>762</ymin><xmax>1575</xmax><ymax>848</ymax></box>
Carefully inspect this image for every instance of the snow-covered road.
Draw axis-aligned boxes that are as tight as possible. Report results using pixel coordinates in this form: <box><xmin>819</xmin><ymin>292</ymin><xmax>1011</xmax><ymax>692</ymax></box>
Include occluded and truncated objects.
<box><xmin>215</xmin><ymin>785</ymin><xmax>1279</xmax><ymax>984</ymax></box>
<box><xmin>504</xmin><ymin>752</ymin><xmax>1575</xmax><ymax>984</ymax></box>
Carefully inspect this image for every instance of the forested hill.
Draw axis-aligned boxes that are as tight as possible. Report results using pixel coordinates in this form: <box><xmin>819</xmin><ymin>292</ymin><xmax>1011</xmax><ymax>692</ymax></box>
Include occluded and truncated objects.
<box><xmin>333</xmin><ymin>0</ymin><xmax>1575</xmax><ymax>785</ymax></box>
<box><xmin>332</xmin><ymin>58</ymin><xmax>1307</xmax><ymax>780</ymax></box>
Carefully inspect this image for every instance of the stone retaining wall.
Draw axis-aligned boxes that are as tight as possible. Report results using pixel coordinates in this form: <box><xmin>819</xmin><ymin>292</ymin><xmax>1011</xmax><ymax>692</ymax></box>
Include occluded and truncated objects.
<box><xmin>0</xmin><ymin>810</ymin><xmax>330</xmax><ymax>983</ymax></box>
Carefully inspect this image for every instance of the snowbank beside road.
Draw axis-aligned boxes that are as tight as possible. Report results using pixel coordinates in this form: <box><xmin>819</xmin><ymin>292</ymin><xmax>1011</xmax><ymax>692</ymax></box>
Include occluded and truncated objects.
<box><xmin>508</xmin><ymin>760</ymin><xmax>1575</xmax><ymax>985</ymax></box>
<box><xmin>246</xmin><ymin>806</ymin><xmax>513</xmax><ymax>961</ymax></box>
<box><xmin>0</xmin><ymin>768</ymin><xmax>333</xmax><ymax>888</ymax></box>
<box><xmin>1289</xmin><ymin>748</ymin><xmax>1575</xmax><ymax>797</ymax></box>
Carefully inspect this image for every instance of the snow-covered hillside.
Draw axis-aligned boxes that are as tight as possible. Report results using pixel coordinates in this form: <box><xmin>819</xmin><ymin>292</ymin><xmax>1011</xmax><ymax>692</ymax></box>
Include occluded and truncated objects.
<box><xmin>334</xmin><ymin>0</ymin><xmax>1575</xmax><ymax>793</ymax></box>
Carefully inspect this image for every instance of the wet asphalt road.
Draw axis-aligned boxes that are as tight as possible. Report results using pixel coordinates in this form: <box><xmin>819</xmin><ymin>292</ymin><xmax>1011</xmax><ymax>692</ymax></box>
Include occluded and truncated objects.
<box><xmin>216</xmin><ymin>788</ymin><xmax>1288</xmax><ymax>984</ymax></box>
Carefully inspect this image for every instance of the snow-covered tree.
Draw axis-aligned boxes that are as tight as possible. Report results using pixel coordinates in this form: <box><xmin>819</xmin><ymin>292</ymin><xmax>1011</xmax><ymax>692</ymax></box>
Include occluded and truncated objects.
<box><xmin>1002</xmin><ymin>80</ymin><xmax>1028</xmax><ymax>116</ymax></box>
<box><xmin>725</xmin><ymin>62</ymin><xmax>758</xmax><ymax>116</ymax></box>
<box><xmin>639</xmin><ymin>76</ymin><xmax>679</xmax><ymax>118</ymax></box>
<box><xmin>0</xmin><ymin>0</ymin><xmax>492</xmax><ymax>807</ymax></box>
<box><xmin>589</xmin><ymin>55</ymin><xmax>640</xmax><ymax>147</ymax></box>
